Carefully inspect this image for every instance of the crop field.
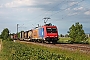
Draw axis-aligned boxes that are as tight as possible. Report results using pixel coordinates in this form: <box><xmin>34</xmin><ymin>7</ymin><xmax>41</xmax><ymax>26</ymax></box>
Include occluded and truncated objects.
<box><xmin>0</xmin><ymin>40</ymin><xmax>90</xmax><ymax>60</ymax></box>
<box><xmin>0</xmin><ymin>41</ymin><xmax>73</xmax><ymax>60</ymax></box>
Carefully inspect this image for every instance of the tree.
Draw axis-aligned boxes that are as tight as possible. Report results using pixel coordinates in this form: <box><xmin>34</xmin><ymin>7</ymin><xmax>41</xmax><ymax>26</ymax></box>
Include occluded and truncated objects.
<box><xmin>65</xmin><ymin>34</ymin><xmax>69</xmax><ymax>37</ymax></box>
<box><xmin>17</xmin><ymin>32</ymin><xmax>20</xmax><ymax>39</ymax></box>
<box><xmin>60</xmin><ymin>34</ymin><xmax>64</xmax><ymax>37</ymax></box>
<box><xmin>68</xmin><ymin>22</ymin><xmax>88</xmax><ymax>43</ymax></box>
<box><xmin>0</xmin><ymin>28</ymin><xmax>10</xmax><ymax>40</ymax></box>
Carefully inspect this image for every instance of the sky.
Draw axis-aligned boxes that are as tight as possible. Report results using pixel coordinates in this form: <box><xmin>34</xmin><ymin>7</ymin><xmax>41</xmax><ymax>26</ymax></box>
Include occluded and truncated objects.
<box><xmin>0</xmin><ymin>0</ymin><xmax>90</xmax><ymax>34</ymax></box>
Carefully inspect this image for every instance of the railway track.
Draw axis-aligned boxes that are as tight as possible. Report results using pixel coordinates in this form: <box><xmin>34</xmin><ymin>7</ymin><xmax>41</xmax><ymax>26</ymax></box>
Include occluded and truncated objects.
<box><xmin>17</xmin><ymin>40</ymin><xmax>90</xmax><ymax>53</ymax></box>
<box><xmin>55</xmin><ymin>44</ymin><xmax>90</xmax><ymax>53</ymax></box>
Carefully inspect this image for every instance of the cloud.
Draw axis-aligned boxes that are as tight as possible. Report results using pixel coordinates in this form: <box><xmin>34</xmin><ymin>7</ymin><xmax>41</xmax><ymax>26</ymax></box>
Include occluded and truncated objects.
<box><xmin>69</xmin><ymin>1</ymin><xmax>78</xmax><ymax>6</ymax></box>
<box><xmin>28</xmin><ymin>0</ymin><xmax>65</xmax><ymax>11</ymax></box>
<box><xmin>84</xmin><ymin>10</ymin><xmax>90</xmax><ymax>15</ymax></box>
<box><xmin>68</xmin><ymin>12</ymin><xmax>78</xmax><ymax>16</ymax></box>
<box><xmin>5</xmin><ymin>0</ymin><xmax>35</xmax><ymax>8</ymax></box>
<box><xmin>67</xmin><ymin>7</ymin><xmax>84</xmax><ymax>16</ymax></box>
<box><xmin>65</xmin><ymin>8</ymin><xmax>70</xmax><ymax>11</ymax></box>
<box><xmin>0</xmin><ymin>5</ymin><xmax>3</xmax><ymax>8</ymax></box>
<box><xmin>1</xmin><ymin>0</ymin><xmax>90</xmax><ymax>17</ymax></box>
<box><xmin>73</xmin><ymin>7</ymin><xmax>84</xmax><ymax>11</ymax></box>
<box><xmin>2</xmin><ymin>0</ymin><xmax>83</xmax><ymax>12</ymax></box>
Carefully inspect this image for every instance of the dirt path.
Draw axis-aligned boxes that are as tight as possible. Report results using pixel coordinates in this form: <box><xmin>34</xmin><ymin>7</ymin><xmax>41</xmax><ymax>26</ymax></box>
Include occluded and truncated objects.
<box><xmin>0</xmin><ymin>44</ymin><xmax>1</xmax><ymax>51</ymax></box>
<box><xmin>0</xmin><ymin>39</ymin><xmax>2</xmax><ymax>51</ymax></box>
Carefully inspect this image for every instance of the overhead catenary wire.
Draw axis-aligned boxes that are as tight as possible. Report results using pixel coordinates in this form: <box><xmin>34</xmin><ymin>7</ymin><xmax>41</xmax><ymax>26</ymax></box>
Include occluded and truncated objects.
<box><xmin>31</xmin><ymin>1</ymin><xmax>72</xmax><ymax>26</ymax></box>
<box><xmin>61</xmin><ymin>0</ymin><xmax>85</xmax><ymax>20</ymax></box>
<box><xmin>49</xmin><ymin>0</ymin><xmax>85</xmax><ymax>17</ymax></box>
<box><xmin>23</xmin><ymin>0</ymin><xmax>66</xmax><ymax>25</ymax></box>
<box><xmin>32</xmin><ymin>0</ymin><xmax>85</xmax><ymax>25</ymax></box>
<box><xmin>45</xmin><ymin>0</ymin><xmax>85</xmax><ymax>24</ymax></box>
<box><xmin>35</xmin><ymin>0</ymin><xmax>85</xmax><ymax>26</ymax></box>
<box><xmin>21</xmin><ymin>0</ymin><xmax>85</xmax><ymax>31</ymax></box>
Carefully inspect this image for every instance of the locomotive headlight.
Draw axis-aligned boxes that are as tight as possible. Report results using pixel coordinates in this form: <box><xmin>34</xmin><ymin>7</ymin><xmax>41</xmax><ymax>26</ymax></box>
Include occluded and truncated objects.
<box><xmin>55</xmin><ymin>36</ymin><xmax>57</xmax><ymax>37</ymax></box>
<box><xmin>47</xmin><ymin>36</ymin><xmax>49</xmax><ymax>37</ymax></box>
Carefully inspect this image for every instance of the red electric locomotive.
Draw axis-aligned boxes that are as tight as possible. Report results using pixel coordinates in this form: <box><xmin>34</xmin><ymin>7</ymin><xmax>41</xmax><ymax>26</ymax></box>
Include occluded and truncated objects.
<box><xmin>42</xmin><ymin>23</ymin><xmax>58</xmax><ymax>43</ymax></box>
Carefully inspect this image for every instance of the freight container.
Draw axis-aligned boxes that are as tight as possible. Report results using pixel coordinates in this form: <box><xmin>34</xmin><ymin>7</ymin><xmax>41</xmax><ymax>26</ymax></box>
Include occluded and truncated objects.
<box><xmin>38</xmin><ymin>28</ymin><xmax>44</xmax><ymax>39</ymax></box>
<box><xmin>28</xmin><ymin>30</ymin><xmax>32</xmax><ymax>39</ymax></box>
<box><xmin>24</xmin><ymin>31</ymin><xmax>28</xmax><ymax>39</ymax></box>
<box><xmin>10</xmin><ymin>34</ymin><xmax>14</xmax><ymax>39</ymax></box>
<box><xmin>32</xmin><ymin>29</ymin><xmax>39</xmax><ymax>39</ymax></box>
<box><xmin>20</xmin><ymin>31</ymin><xmax>25</xmax><ymax>40</ymax></box>
<box><xmin>13</xmin><ymin>34</ymin><xmax>17</xmax><ymax>40</ymax></box>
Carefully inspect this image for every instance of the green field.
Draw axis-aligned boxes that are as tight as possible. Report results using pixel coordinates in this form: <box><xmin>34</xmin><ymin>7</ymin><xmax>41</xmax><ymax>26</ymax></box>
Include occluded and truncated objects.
<box><xmin>0</xmin><ymin>40</ymin><xmax>90</xmax><ymax>60</ymax></box>
<box><xmin>0</xmin><ymin>41</ymin><xmax>73</xmax><ymax>60</ymax></box>
<box><xmin>58</xmin><ymin>37</ymin><xmax>90</xmax><ymax>44</ymax></box>
<box><xmin>88</xmin><ymin>37</ymin><xmax>90</xmax><ymax>44</ymax></box>
<box><xmin>58</xmin><ymin>37</ymin><xmax>71</xmax><ymax>43</ymax></box>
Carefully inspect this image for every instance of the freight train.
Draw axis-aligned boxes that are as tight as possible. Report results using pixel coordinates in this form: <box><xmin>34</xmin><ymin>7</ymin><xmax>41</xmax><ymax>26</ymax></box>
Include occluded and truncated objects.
<box><xmin>12</xmin><ymin>23</ymin><xmax>59</xmax><ymax>43</ymax></box>
<box><xmin>20</xmin><ymin>23</ymin><xmax>58</xmax><ymax>43</ymax></box>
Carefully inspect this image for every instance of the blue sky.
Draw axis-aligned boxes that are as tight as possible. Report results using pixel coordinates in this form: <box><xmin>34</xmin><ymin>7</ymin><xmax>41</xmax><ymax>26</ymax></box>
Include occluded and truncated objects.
<box><xmin>0</xmin><ymin>0</ymin><xmax>90</xmax><ymax>34</ymax></box>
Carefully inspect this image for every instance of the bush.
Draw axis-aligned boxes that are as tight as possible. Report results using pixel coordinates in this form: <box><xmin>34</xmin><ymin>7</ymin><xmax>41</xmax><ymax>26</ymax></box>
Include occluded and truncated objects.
<box><xmin>68</xmin><ymin>22</ymin><xmax>88</xmax><ymax>43</ymax></box>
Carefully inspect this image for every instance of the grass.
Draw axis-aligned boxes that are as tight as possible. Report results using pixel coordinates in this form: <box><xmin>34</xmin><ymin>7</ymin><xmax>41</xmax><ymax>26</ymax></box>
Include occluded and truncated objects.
<box><xmin>58</xmin><ymin>37</ymin><xmax>71</xmax><ymax>43</ymax></box>
<box><xmin>58</xmin><ymin>37</ymin><xmax>90</xmax><ymax>44</ymax></box>
<box><xmin>88</xmin><ymin>37</ymin><xmax>90</xmax><ymax>44</ymax></box>
<box><xmin>47</xmin><ymin>47</ymin><xmax>90</xmax><ymax>60</ymax></box>
<box><xmin>0</xmin><ymin>40</ymin><xmax>90</xmax><ymax>60</ymax></box>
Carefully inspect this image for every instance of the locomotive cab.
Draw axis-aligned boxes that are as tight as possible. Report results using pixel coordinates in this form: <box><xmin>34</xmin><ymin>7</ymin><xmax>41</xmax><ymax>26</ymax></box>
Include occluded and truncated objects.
<box><xmin>43</xmin><ymin>23</ymin><xmax>58</xmax><ymax>43</ymax></box>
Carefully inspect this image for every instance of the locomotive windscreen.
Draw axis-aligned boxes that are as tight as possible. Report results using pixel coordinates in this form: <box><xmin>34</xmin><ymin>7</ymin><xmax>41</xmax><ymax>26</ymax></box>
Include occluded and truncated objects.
<box><xmin>52</xmin><ymin>28</ymin><xmax>57</xmax><ymax>33</ymax></box>
<box><xmin>46</xmin><ymin>28</ymin><xmax>57</xmax><ymax>33</ymax></box>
